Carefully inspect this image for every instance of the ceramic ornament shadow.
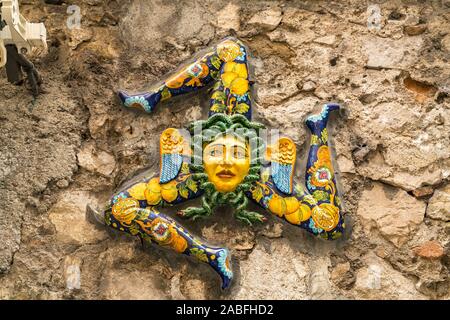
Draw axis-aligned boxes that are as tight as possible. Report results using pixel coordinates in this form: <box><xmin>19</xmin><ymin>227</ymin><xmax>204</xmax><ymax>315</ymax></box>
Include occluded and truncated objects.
<box><xmin>103</xmin><ymin>37</ymin><xmax>345</xmax><ymax>289</ymax></box>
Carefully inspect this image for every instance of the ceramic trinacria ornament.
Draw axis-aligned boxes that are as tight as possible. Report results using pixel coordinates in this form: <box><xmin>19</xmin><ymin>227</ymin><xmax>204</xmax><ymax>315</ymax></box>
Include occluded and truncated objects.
<box><xmin>100</xmin><ymin>37</ymin><xmax>345</xmax><ymax>289</ymax></box>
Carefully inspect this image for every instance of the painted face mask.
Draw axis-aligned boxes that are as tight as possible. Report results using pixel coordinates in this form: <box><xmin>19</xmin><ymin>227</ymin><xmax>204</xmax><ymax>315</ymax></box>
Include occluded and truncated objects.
<box><xmin>203</xmin><ymin>135</ymin><xmax>250</xmax><ymax>193</ymax></box>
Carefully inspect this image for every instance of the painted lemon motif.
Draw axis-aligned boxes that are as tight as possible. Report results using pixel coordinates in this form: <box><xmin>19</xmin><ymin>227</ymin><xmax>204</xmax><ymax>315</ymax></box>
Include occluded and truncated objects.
<box><xmin>223</xmin><ymin>61</ymin><xmax>248</xmax><ymax>79</ymax></box>
<box><xmin>160</xmin><ymin>180</ymin><xmax>179</xmax><ymax>202</ymax></box>
<box><xmin>217</xmin><ymin>40</ymin><xmax>241</xmax><ymax>62</ymax></box>
<box><xmin>268</xmin><ymin>195</ymin><xmax>299</xmax><ymax>217</ymax></box>
<box><xmin>128</xmin><ymin>182</ymin><xmax>147</xmax><ymax>200</ymax></box>
<box><xmin>229</xmin><ymin>78</ymin><xmax>249</xmax><ymax>95</ymax></box>
<box><xmin>285</xmin><ymin>203</ymin><xmax>312</xmax><ymax>225</ymax></box>
<box><xmin>145</xmin><ymin>178</ymin><xmax>162</xmax><ymax>205</ymax></box>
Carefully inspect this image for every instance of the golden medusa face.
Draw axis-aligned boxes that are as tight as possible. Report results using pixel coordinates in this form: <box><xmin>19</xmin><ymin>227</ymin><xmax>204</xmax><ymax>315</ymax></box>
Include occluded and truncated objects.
<box><xmin>203</xmin><ymin>135</ymin><xmax>250</xmax><ymax>193</ymax></box>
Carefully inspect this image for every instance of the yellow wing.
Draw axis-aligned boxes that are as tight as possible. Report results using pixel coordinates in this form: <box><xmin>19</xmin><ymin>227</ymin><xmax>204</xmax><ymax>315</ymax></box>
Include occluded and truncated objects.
<box><xmin>159</xmin><ymin>128</ymin><xmax>188</xmax><ymax>183</ymax></box>
<box><xmin>267</xmin><ymin>137</ymin><xmax>296</xmax><ymax>194</ymax></box>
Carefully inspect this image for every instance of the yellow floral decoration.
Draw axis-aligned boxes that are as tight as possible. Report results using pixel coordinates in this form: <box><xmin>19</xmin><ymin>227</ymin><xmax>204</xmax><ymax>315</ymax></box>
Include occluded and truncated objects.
<box><xmin>111</xmin><ymin>197</ymin><xmax>139</xmax><ymax>225</ymax></box>
<box><xmin>312</xmin><ymin>203</ymin><xmax>340</xmax><ymax>231</ymax></box>
<box><xmin>308</xmin><ymin>145</ymin><xmax>335</xmax><ymax>188</ymax></box>
<box><xmin>217</xmin><ymin>40</ymin><xmax>241</xmax><ymax>62</ymax></box>
<box><xmin>148</xmin><ymin>217</ymin><xmax>188</xmax><ymax>253</ymax></box>
<box><xmin>316</xmin><ymin>145</ymin><xmax>332</xmax><ymax>167</ymax></box>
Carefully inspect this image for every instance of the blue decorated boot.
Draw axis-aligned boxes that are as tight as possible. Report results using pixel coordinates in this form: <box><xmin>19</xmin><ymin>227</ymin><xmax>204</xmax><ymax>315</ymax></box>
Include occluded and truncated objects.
<box><xmin>305</xmin><ymin>103</ymin><xmax>340</xmax><ymax>134</ymax></box>
<box><xmin>118</xmin><ymin>90</ymin><xmax>162</xmax><ymax>113</ymax></box>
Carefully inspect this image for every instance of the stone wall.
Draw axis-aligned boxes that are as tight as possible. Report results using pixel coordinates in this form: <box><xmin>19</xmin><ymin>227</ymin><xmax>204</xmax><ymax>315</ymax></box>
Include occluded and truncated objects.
<box><xmin>0</xmin><ymin>0</ymin><xmax>448</xmax><ymax>299</ymax></box>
